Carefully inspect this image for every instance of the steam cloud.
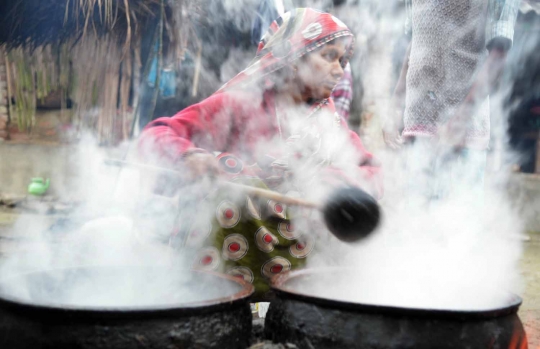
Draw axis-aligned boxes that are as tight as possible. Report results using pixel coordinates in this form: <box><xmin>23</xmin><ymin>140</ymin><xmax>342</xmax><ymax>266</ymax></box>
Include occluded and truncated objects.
<box><xmin>0</xmin><ymin>0</ymin><xmax>531</xmax><ymax>312</ymax></box>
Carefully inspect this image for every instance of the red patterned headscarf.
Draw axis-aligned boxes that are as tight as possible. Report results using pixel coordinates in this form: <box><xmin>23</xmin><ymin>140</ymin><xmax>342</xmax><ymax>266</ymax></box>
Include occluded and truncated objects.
<box><xmin>218</xmin><ymin>8</ymin><xmax>355</xmax><ymax>98</ymax></box>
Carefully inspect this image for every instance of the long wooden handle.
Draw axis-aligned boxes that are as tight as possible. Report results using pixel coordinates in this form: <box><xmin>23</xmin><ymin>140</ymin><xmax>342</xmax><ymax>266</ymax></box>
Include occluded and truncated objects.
<box><xmin>104</xmin><ymin>159</ymin><xmax>320</xmax><ymax>209</ymax></box>
<box><xmin>224</xmin><ymin>182</ymin><xmax>319</xmax><ymax>209</ymax></box>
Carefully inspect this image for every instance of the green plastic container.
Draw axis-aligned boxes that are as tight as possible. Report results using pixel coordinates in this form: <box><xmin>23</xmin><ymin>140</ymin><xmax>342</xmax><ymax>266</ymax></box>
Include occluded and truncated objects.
<box><xmin>28</xmin><ymin>178</ymin><xmax>50</xmax><ymax>196</ymax></box>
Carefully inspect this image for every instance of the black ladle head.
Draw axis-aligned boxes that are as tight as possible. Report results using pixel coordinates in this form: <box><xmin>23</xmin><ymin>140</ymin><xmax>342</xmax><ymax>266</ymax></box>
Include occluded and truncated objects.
<box><xmin>322</xmin><ymin>186</ymin><xmax>381</xmax><ymax>243</ymax></box>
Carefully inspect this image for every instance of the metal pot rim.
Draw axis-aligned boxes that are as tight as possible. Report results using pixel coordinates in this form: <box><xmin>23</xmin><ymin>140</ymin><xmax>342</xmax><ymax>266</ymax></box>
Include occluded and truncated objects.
<box><xmin>271</xmin><ymin>268</ymin><xmax>523</xmax><ymax>319</ymax></box>
<box><xmin>0</xmin><ymin>267</ymin><xmax>254</xmax><ymax>318</ymax></box>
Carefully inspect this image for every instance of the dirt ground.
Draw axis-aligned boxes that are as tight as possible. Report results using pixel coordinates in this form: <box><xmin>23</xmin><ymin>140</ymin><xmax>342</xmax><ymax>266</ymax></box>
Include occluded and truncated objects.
<box><xmin>520</xmin><ymin>236</ymin><xmax>540</xmax><ymax>348</ymax></box>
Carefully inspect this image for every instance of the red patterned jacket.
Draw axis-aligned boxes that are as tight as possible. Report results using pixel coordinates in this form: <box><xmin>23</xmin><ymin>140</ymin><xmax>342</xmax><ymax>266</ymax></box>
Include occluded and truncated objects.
<box><xmin>139</xmin><ymin>89</ymin><xmax>383</xmax><ymax>198</ymax></box>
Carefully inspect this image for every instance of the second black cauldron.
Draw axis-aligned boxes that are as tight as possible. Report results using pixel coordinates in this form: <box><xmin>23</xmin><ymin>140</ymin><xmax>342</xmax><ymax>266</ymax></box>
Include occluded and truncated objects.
<box><xmin>265</xmin><ymin>269</ymin><xmax>528</xmax><ymax>349</ymax></box>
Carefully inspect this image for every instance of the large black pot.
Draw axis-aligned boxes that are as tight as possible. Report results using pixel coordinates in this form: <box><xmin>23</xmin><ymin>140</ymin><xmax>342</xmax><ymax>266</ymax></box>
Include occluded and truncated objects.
<box><xmin>0</xmin><ymin>266</ymin><xmax>254</xmax><ymax>349</ymax></box>
<box><xmin>265</xmin><ymin>269</ymin><xmax>528</xmax><ymax>349</ymax></box>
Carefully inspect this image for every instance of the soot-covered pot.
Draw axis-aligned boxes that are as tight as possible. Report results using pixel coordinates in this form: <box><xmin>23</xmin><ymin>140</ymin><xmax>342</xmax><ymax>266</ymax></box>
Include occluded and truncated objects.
<box><xmin>265</xmin><ymin>269</ymin><xmax>528</xmax><ymax>349</ymax></box>
<box><xmin>0</xmin><ymin>266</ymin><xmax>254</xmax><ymax>349</ymax></box>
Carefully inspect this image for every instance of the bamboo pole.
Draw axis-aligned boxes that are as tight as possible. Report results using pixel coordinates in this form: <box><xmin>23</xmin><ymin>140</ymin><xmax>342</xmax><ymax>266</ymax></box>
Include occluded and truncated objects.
<box><xmin>146</xmin><ymin>0</ymin><xmax>165</xmax><ymax>127</ymax></box>
<box><xmin>9</xmin><ymin>51</ymin><xmax>21</xmax><ymax>132</ymax></box>
<box><xmin>120</xmin><ymin>50</ymin><xmax>132</xmax><ymax>141</ymax></box>
<box><xmin>4</xmin><ymin>50</ymin><xmax>12</xmax><ymax>139</ymax></box>
<box><xmin>102</xmin><ymin>37</ymin><xmax>121</xmax><ymax>144</ymax></box>
<box><xmin>536</xmin><ymin>131</ymin><xmax>540</xmax><ymax>174</ymax></box>
<box><xmin>122</xmin><ymin>0</ymin><xmax>132</xmax><ymax>58</ymax></box>
<box><xmin>191</xmin><ymin>43</ymin><xmax>202</xmax><ymax>98</ymax></box>
<box><xmin>30</xmin><ymin>52</ymin><xmax>37</xmax><ymax>131</ymax></box>
<box><xmin>96</xmin><ymin>39</ymin><xmax>106</xmax><ymax>142</ymax></box>
<box><xmin>130</xmin><ymin>37</ymin><xmax>142</xmax><ymax>137</ymax></box>
<box><xmin>129</xmin><ymin>21</ymin><xmax>159</xmax><ymax>138</ymax></box>
<box><xmin>109</xmin><ymin>47</ymin><xmax>121</xmax><ymax>144</ymax></box>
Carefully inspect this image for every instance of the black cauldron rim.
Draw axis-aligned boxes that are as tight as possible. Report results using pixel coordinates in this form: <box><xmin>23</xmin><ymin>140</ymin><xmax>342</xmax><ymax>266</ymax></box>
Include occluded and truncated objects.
<box><xmin>0</xmin><ymin>268</ymin><xmax>254</xmax><ymax>320</ymax></box>
<box><xmin>271</xmin><ymin>268</ymin><xmax>523</xmax><ymax>320</ymax></box>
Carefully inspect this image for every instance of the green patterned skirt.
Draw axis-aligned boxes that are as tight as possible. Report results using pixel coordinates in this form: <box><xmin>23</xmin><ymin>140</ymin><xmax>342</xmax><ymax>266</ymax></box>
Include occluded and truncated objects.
<box><xmin>171</xmin><ymin>153</ymin><xmax>314</xmax><ymax>300</ymax></box>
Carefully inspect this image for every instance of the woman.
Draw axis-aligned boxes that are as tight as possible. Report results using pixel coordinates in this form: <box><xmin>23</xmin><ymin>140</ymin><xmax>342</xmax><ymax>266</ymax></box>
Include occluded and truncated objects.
<box><xmin>139</xmin><ymin>8</ymin><xmax>381</xmax><ymax>299</ymax></box>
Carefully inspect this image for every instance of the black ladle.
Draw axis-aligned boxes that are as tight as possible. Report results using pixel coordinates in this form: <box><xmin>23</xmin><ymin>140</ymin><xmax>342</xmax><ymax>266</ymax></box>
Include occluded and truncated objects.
<box><xmin>322</xmin><ymin>186</ymin><xmax>381</xmax><ymax>242</ymax></box>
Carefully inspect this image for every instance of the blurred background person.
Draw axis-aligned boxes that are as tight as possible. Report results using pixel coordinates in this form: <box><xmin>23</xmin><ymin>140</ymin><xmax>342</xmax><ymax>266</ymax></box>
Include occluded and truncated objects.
<box><xmin>383</xmin><ymin>0</ymin><xmax>521</xmax><ymax>203</ymax></box>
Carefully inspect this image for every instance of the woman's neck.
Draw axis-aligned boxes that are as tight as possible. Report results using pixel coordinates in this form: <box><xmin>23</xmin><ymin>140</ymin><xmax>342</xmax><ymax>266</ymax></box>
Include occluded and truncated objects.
<box><xmin>275</xmin><ymin>82</ymin><xmax>310</xmax><ymax>106</ymax></box>
<box><xmin>275</xmin><ymin>92</ymin><xmax>298</xmax><ymax>109</ymax></box>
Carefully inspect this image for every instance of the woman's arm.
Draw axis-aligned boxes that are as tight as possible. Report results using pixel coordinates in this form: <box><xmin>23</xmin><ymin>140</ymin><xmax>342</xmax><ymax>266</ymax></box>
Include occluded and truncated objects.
<box><xmin>138</xmin><ymin>93</ymin><xmax>237</xmax><ymax>165</ymax></box>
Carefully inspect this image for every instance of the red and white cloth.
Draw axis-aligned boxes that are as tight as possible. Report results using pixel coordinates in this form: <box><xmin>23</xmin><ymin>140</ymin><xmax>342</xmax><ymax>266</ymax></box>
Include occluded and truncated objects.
<box><xmin>331</xmin><ymin>63</ymin><xmax>353</xmax><ymax>121</ymax></box>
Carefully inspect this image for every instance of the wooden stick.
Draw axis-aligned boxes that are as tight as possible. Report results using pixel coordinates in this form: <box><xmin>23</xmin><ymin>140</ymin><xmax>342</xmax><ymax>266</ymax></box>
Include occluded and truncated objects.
<box><xmin>225</xmin><ymin>182</ymin><xmax>319</xmax><ymax>209</ymax></box>
<box><xmin>103</xmin><ymin>158</ymin><xmax>320</xmax><ymax>209</ymax></box>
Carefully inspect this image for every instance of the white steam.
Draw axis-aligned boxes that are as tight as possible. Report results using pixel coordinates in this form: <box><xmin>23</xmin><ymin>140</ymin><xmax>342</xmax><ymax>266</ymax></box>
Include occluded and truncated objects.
<box><xmin>0</xmin><ymin>137</ymin><xmax>238</xmax><ymax>307</ymax></box>
<box><xmin>302</xmin><ymin>0</ymin><xmax>527</xmax><ymax>311</ymax></box>
<box><xmin>0</xmin><ymin>0</ymin><xmax>531</xmax><ymax>313</ymax></box>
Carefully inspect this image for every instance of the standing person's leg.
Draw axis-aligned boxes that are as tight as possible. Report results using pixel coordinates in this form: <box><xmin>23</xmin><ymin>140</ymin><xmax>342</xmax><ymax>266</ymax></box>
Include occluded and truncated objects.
<box><xmin>456</xmin><ymin>148</ymin><xmax>487</xmax><ymax>207</ymax></box>
<box><xmin>432</xmin><ymin>148</ymin><xmax>457</xmax><ymax>202</ymax></box>
<box><xmin>431</xmin><ymin>147</ymin><xmax>487</xmax><ymax>206</ymax></box>
<box><xmin>405</xmin><ymin>137</ymin><xmax>439</xmax><ymax>207</ymax></box>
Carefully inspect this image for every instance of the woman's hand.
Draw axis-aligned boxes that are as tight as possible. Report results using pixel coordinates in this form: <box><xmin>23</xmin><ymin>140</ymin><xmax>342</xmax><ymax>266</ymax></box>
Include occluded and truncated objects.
<box><xmin>183</xmin><ymin>152</ymin><xmax>220</xmax><ymax>179</ymax></box>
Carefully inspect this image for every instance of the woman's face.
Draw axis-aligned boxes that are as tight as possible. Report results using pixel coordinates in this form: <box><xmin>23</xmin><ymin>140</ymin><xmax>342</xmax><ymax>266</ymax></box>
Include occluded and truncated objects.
<box><xmin>296</xmin><ymin>39</ymin><xmax>349</xmax><ymax>101</ymax></box>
